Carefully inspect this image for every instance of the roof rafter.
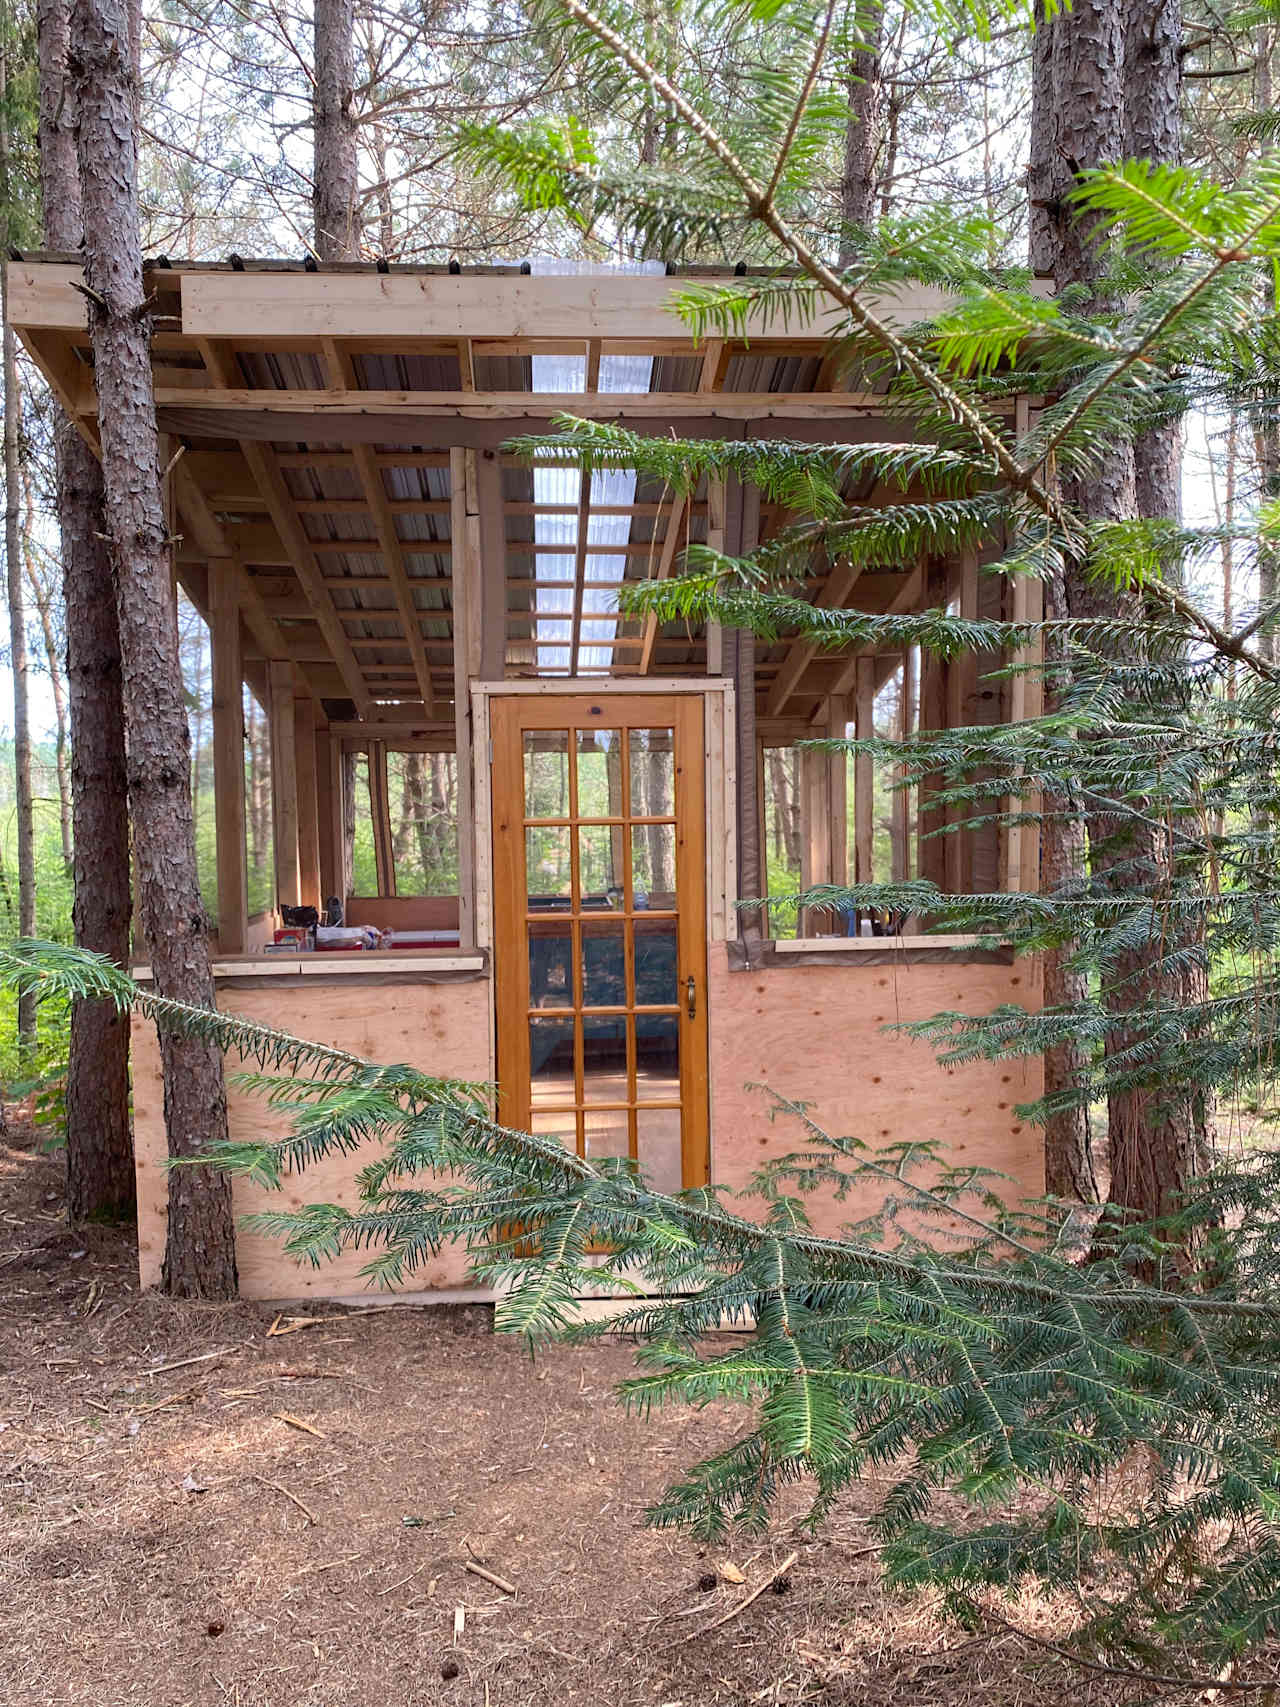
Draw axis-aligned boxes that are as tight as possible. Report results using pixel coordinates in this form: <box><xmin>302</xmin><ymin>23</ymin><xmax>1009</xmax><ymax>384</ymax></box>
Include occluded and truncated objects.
<box><xmin>321</xmin><ymin>338</ymin><xmax>437</xmax><ymax>715</ymax></box>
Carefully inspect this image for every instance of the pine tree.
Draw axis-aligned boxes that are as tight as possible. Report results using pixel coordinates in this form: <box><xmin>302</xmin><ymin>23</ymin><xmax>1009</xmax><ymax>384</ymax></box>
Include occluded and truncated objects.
<box><xmin>36</xmin><ymin>0</ymin><xmax>134</xmax><ymax>1224</ymax></box>
<box><xmin>70</xmin><ymin>0</ymin><xmax>235</xmax><ymax>1291</ymax></box>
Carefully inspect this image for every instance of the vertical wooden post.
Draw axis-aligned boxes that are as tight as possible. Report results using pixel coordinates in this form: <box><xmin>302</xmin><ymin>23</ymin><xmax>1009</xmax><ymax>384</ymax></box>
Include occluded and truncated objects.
<box><xmin>452</xmin><ymin>447</ymin><xmax>480</xmax><ymax>948</ymax></box>
<box><xmin>315</xmin><ymin>724</ymin><xmax>339</xmax><ymax>904</ymax></box>
<box><xmin>472</xmin><ymin>448</ymin><xmax>506</xmax><ymax>682</ymax></box>
<box><xmin>945</xmin><ymin>550</ymin><xmax>980</xmax><ymax>895</ymax></box>
<box><xmin>294</xmin><ymin>693</ymin><xmax>321</xmax><ymax>909</ymax></box>
<box><xmin>727</xmin><ymin>480</ymin><xmax>762</xmax><ymax>935</ymax></box>
<box><xmin>827</xmin><ymin>691</ymin><xmax>849</xmax><ymax>889</ymax></box>
<box><xmin>368</xmin><ymin>738</ymin><xmax>395</xmax><ymax>896</ymax></box>
<box><xmin>705</xmin><ymin>476</ymin><xmax>728</xmax><ymax>675</ymax></box>
<box><xmin>892</xmin><ymin>647</ymin><xmax>916</xmax><ymax>883</ymax></box>
<box><xmin>1020</xmin><ymin>570</ymin><xmax>1045</xmax><ymax>893</ymax></box>
<box><xmin>854</xmin><ymin>658</ymin><xmax>875</xmax><ymax>885</ymax></box>
<box><xmin>917</xmin><ymin>561</ymin><xmax>949</xmax><ymax>890</ymax></box>
<box><xmin>268</xmin><ymin>658</ymin><xmax>300</xmax><ymax>909</ymax></box>
<box><xmin>210</xmin><ymin>562</ymin><xmax>247</xmax><ymax>955</ymax></box>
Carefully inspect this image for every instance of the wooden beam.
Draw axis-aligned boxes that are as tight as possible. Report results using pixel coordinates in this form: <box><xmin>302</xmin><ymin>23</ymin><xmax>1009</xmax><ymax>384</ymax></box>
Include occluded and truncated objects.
<box><xmin>197</xmin><ymin>338</ymin><xmax>375</xmax><ymax>719</ymax></box>
<box><xmin>146</xmin><ymin>386</ymin><xmax>904</xmax><ymax>420</ymax></box>
<box><xmin>854</xmin><ymin>662</ymin><xmax>875</xmax><ymax>883</ymax></box>
<box><xmin>767</xmin><ymin>558</ymin><xmax>865</xmax><ymax>716</ymax></box>
<box><xmin>472</xmin><ymin>449</ymin><xmax>507</xmax><ymax>680</ymax></box>
<box><xmin>321</xmin><ymin>338</ymin><xmax>437</xmax><ymax>715</ymax></box>
<box><xmin>269</xmin><ymin>659</ymin><xmax>300</xmax><ymax>909</ymax></box>
<box><xmin>294</xmin><ymin>693</ymin><xmax>321</xmax><ymax>910</ymax></box>
<box><xmin>367</xmin><ymin>739</ymin><xmax>395</xmax><ymax>896</ymax></box>
<box><xmin>637</xmin><ymin>491</ymin><xmax>689</xmax><ymax>675</ymax></box>
<box><xmin>451</xmin><ymin>447</ymin><xmax>478</xmax><ymax>950</ymax></box>
<box><xmin>315</xmin><ymin>725</ymin><xmax>340</xmax><ymax>904</ymax></box>
<box><xmin>829</xmin><ymin>563</ymin><xmax>925</xmax><ymax>698</ymax></box>
<box><xmin>210</xmin><ymin>564</ymin><xmax>248</xmax><ymax>955</ymax></box>
<box><xmin>173</xmin><ymin>271</ymin><xmax>977</xmax><ymax>342</ymax></box>
<box><xmin>567</xmin><ymin>466</ymin><xmax>592</xmax><ymax>678</ymax></box>
<box><xmin>828</xmin><ymin>692</ymin><xmax>849</xmax><ymax>888</ymax></box>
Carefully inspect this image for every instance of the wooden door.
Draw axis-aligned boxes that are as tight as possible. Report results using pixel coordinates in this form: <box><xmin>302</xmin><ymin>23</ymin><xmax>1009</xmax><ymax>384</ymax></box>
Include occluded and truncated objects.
<box><xmin>491</xmin><ymin>694</ymin><xmax>709</xmax><ymax>1190</ymax></box>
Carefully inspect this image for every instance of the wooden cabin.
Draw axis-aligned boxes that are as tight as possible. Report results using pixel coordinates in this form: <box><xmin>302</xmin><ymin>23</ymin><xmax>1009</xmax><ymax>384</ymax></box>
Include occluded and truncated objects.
<box><xmin>9</xmin><ymin>259</ymin><xmax>1044</xmax><ymax>1300</ymax></box>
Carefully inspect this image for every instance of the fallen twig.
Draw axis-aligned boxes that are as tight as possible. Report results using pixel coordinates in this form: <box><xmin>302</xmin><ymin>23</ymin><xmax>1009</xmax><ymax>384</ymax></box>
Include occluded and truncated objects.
<box><xmin>272</xmin><ymin>1411</ymin><xmax>326</xmax><ymax>1438</ymax></box>
<box><xmin>145</xmin><ymin>1347</ymin><xmax>236</xmax><ymax>1378</ymax></box>
<box><xmin>254</xmin><ymin>1474</ymin><xmax>318</xmax><ymax>1525</ymax></box>
<box><xmin>464</xmin><ymin>1560</ymin><xmax>516</xmax><ymax>1596</ymax></box>
<box><xmin>681</xmin><ymin>1551</ymin><xmax>799</xmax><ymax>1642</ymax></box>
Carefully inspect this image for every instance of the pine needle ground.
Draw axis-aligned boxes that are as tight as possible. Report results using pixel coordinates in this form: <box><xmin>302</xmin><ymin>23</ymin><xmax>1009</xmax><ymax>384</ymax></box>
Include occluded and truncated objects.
<box><xmin>1</xmin><ymin>1118</ymin><xmax>1264</xmax><ymax>1707</ymax></box>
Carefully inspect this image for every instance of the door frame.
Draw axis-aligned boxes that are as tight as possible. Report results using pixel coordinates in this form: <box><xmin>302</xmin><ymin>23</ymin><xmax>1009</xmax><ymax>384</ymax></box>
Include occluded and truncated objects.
<box><xmin>478</xmin><ymin>681</ymin><xmax>728</xmax><ymax>1190</ymax></box>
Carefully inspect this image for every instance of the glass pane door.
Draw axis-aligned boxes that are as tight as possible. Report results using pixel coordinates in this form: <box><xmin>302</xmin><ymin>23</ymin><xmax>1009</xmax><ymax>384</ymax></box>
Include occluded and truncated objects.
<box><xmin>491</xmin><ymin>695</ymin><xmax>708</xmax><ymax>1191</ymax></box>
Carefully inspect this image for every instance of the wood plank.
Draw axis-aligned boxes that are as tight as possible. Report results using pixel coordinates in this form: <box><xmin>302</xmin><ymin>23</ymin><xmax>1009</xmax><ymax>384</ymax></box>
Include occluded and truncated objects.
<box><xmin>854</xmin><ymin>663</ymin><xmax>875</xmax><ymax>883</ymax></box>
<box><xmin>451</xmin><ymin>448</ymin><xmax>479</xmax><ymax>950</ymax></box>
<box><xmin>269</xmin><ymin>660</ymin><xmax>301</xmax><ymax>908</ymax></box>
<box><xmin>321</xmin><ymin>338</ymin><xmax>436</xmax><ymax>714</ymax></box>
<box><xmin>294</xmin><ymin>694</ymin><xmax>321</xmax><ymax>909</ymax></box>
<box><xmin>767</xmin><ymin>559</ymin><xmax>865</xmax><ymax>716</ymax></box>
<box><xmin>146</xmin><ymin>386</ymin><xmax>901</xmax><ymax>420</ymax></box>
<box><xmin>210</xmin><ymin>564</ymin><xmax>248</xmax><ymax>954</ymax></box>
<box><xmin>315</xmin><ymin>726</ymin><xmax>340</xmax><ymax>903</ymax></box>
<box><xmin>367</xmin><ymin>739</ymin><xmax>395</xmax><ymax>896</ymax></box>
<box><xmin>828</xmin><ymin>692</ymin><xmax>849</xmax><ymax>888</ymax></box>
<box><xmin>567</xmin><ymin>467</ymin><xmax>592</xmax><ymax>677</ymax></box>
<box><xmin>829</xmin><ymin>563</ymin><xmax>926</xmax><ymax>697</ymax></box>
<box><xmin>637</xmin><ymin>491</ymin><xmax>690</xmax><ymax>675</ymax></box>
<box><xmin>197</xmin><ymin>339</ymin><xmax>375</xmax><ymax>719</ymax></box>
<box><xmin>174</xmin><ymin>272</ymin><xmax>981</xmax><ymax>341</ymax></box>
<box><xmin>473</xmin><ymin>450</ymin><xmax>506</xmax><ymax>680</ymax></box>
<box><xmin>893</xmin><ymin>647</ymin><xmax>916</xmax><ymax>883</ymax></box>
<box><xmin>705</xmin><ymin>478</ymin><xmax>726</xmax><ymax>677</ymax></box>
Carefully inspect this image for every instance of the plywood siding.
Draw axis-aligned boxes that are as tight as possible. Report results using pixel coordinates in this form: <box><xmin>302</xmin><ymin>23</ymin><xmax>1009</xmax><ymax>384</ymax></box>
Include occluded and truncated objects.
<box><xmin>134</xmin><ymin>954</ymin><xmax>1044</xmax><ymax>1301</ymax></box>
<box><xmin>706</xmin><ymin>949</ymin><xmax>1044</xmax><ymax>1230</ymax></box>
<box><xmin>132</xmin><ymin>976</ymin><xmax>492</xmax><ymax>1298</ymax></box>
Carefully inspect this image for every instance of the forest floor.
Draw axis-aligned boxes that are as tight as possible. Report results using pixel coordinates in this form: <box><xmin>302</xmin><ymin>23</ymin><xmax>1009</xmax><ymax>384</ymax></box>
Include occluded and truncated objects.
<box><xmin>0</xmin><ymin>1119</ymin><xmax>1230</xmax><ymax>1707</ymax></box>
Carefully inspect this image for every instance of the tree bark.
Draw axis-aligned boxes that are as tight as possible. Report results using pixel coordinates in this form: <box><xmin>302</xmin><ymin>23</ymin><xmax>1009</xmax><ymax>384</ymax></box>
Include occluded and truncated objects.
<box><xmin>1032</xmin><ymin>0</ymin><xmax>1203</xmax><ymax>1230</ymax></box>
<box><xmin>71</xmin><ymin>0</ymin><xmax>235</xmax><ymax>1290</ymax></box>
<box><xmin>1029</xmin><ymin>0</ymin><xmax>1128</xmax><ymax>1207</ymax></box>
<box><xmin>38</xmin><ymin>0</ymin><xmax>135</xmax><ymax>1223</ymax></box>
<box><xmin>838</xmin><ymin>1</ymin><xmax>883</xmax><ymax>262</ymax></box>
<box><xmin>313</xmin><ymin>0</ymin><xmax>360</xmax><ymax>262</ymax></box>
<box><xmin>0</xmin><ymin>45</ymin><xmax>37</xmax><ymax>1060</ymax></box>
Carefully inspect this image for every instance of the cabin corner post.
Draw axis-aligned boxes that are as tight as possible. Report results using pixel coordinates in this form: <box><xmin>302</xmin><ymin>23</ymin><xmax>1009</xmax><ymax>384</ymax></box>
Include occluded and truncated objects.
<box><xmin>210</xmin><ymin>560</ymin><xmax>247</xmax><ymax>955</ymax></box>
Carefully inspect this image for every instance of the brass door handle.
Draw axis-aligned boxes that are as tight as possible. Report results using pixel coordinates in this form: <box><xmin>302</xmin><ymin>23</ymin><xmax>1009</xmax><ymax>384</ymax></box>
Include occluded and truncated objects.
<box><xmin>686</xmin><ymin>975</ymin><xmax>697</xmax><ymax>1020</ymax></box>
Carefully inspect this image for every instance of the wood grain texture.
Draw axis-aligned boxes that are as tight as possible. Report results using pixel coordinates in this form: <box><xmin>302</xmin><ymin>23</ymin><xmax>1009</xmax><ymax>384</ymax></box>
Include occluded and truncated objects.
<box><xmin>131</xmin><ymin>977</ymin><xmax>492</xmax><ymax>1297</ymax></box>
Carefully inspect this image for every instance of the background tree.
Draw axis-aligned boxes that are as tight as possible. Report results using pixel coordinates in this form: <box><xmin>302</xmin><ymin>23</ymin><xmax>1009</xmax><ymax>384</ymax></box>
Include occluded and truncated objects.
<box><xmin>70</xmin><ymin>0</ymin><xmax>234</xmax><ymax>1289</ymax></box>
<box><xmin>0</xmin><ymin>12</ymin><xmax>38</xmax><ymax>1063</ymax></box>
<box><xmin>35</xmin><ymin>0</ymin><xmax>134</xmax><ymax>1222</ymax></box>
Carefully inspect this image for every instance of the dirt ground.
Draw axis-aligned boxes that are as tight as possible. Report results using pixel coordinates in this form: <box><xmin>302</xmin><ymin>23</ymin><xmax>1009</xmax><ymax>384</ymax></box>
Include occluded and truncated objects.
<box><xmin>0</xmin><ymin>1123</ymin><xmax>1235</xmax><ymax>1707</ymax></box>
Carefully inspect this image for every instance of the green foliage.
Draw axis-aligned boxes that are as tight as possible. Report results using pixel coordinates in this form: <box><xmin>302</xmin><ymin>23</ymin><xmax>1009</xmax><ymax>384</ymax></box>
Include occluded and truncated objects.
<box><xmin>12</xmin><ymin>939</ymin><xmax>1280</xmax><ymax>1683</ymax></box>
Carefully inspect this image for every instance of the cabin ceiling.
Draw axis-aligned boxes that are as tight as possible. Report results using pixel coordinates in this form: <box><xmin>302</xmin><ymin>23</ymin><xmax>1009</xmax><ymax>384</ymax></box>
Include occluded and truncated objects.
<box><xmin>11</xmin><ymin>258</ymin><xmax>991</xmax><ymax>728</ymax></box>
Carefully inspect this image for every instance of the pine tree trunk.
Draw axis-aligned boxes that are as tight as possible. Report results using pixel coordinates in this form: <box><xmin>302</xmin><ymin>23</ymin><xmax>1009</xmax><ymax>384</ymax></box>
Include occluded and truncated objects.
<box><xmin>838</xmin><ymin>0</ymin><xmax>883</xmax><ymax>261</ymax></box>
<box><xmin>1028</xmin><ymin>0</ymin><xmax>1129</xmax><ymax>1205</ymax></box>
<box><xmin>0</xmin><ymin>47</ymin><xmax>37</xmax><ymax>1060</ymax></box>
<box><xmin>1032</xmin><ymin>0</ymin><xmax>1204</xmax><ymax>1230</ymax></box>
<box><xmin>71</xmin><ymin>0</ymin><xmax>235</xmax><ymax>1291</ymax></box>
<box><xmin>314</xmin><ymin>0</ymin><xmax>360</xmax><ymax>262</ymax></box>
<box><xmin>38</xmin><ymin>0</ymin><xmax>134</xmax><ymax>1223</ymax></box>
<box><xmin>314</xmin><ymin>0</ymin><xmax>360</xmax><ymax>894</ymax></box>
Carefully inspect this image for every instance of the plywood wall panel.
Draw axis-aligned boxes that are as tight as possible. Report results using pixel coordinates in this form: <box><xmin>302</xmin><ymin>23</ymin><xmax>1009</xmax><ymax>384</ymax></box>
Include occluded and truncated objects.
<box><xmin>706</xmin><ymin>950</ymin><xmax>1044</xmax><ymax>1233</ymax></box>
<box><xmin>133</xmin><ymin>976</ymin><xmax>492</xmax><ymax>1298</ymax></box>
